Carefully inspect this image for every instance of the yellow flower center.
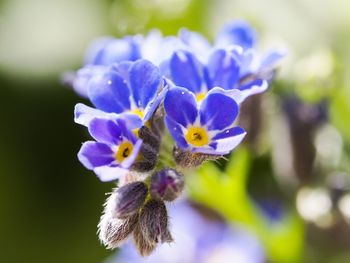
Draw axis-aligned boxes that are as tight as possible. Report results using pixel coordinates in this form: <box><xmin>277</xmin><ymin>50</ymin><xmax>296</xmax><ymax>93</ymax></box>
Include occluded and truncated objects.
<box><xmin>132</xmin><ymin>128</ymin><xmax>140</xmax><ymax>137</ymax></box>
<box><xmin>130</xmin><ymin>108</ymin><xmax>145</xmax><ymax>120</ymax></box>
<box><xmin>185</xmin><ymin>126</ymin><xmax>209</xmax><ymax>147</ymax></box>
<box><xmin>115</xmin><ymin>141</ymin><xmax>134</xmax><ymax>162</ymax></box>
<box><xmin>196</xmin><ymin>92</ymin><xmax>206</xmax><ymax>102</ymax></box>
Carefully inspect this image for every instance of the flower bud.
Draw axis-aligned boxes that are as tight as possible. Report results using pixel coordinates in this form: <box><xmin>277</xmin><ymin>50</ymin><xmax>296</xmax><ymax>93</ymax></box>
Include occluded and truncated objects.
<box><xmin>133</xmin><ymin>221</ymin><xmax>157</xmax><ymax>257</ymax></box>
<box><xmin>138</xmin><ymin>199</ymin><xmax>173</xmax><ymax>245</ymax></box>
<box><xmin>173</xmin><ymin>146</ymin><xmax>219</xmax><ymax>168</ymax></box>
<box><xmin>150</xmin><ymin>168</ymin><xmax>184</xmax><ymax>201</ymax></box>
<box><xmin>132</xmin><ymin>143</ymin><xmax>158</xmax><ymax>172</ymax></box>
<box><xmin>113</xmin><ymin>182</ymin><xmax>148</xmax><ymax>219</ymax></box>
<box><xmin>138</xmin><ymin>125</ymin><xmax>161</xmax><ymax>151</ymax></box>
<box><xmin>98</xmin><ymin>194</ymin><xmax>139</xmax><ymax>249</ymax></box>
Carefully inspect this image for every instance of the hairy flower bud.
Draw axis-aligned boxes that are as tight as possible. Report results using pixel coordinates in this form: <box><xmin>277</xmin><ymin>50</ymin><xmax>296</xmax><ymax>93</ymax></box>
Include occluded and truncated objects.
<box><xmin>138</xmin><ymin>199</ymin><xmax>173</xmax><ymax>244</ymax></box>
<box><xmin>133</xmin><ymin>222</ymin><xmax>157</xmax><ymax>257</ymax></box>
<box><xmin>132</xmin><ymin>125</ymin><xmax>161</xmax><ymax>174</ymax></box>
<box><xmin>98</xmin><ymin>194</ymin><xmax>139</xmax><ymax>249</ymax></box>
<box><xmin>138</xmin><ymin>126</ymin><xmax>161</xmax><ymax>151</ymax></box>
<box><xmin>150</xmin><ymin>168</ymin><xmax>184</xmax><ymax>201</ymax></box>
<box><xmin>173</xmin><ymin>146</ymin><xmax>219</xmax><ymax>168</ymax></box>
<box><xmin>113</xmin><ymin>182</ymin><xmax>148</xmax><ymax>219</ymax></box>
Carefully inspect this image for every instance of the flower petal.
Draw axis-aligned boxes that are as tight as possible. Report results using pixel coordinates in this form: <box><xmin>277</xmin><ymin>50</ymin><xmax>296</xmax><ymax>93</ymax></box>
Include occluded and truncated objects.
<box><xmin>211</xmin><ymin>126</ymin><xmax>246</xmax><ymax>154</ymax></box>
<box><xmin>78</xmin><ymin>141</ymin><xmax>114</xmax><ymax>170</ymax></box>
<box><xmin>114</xmin><ymin>118</ymin><xmax>138</xmax><ymax>144</ymax></box>
<box><xmin>129</xmin><ymin>60</ymin><xmax>161</xmax><ymax>109</ymax></box>
<box><xmin>88</xmin><ymin>69</ymin><xmax>131</xmax><ymax>113</ymax></box>
<box><xmin>179</xmin><ymin>28</ymin><xmax>211</xmax><ymax>62</ymax></box>
<box><xmin>74</xmin><ymin>103</ymin><xmax>141</xmax><ymax>130</ymax></box>
<box><xmin>216</xmin><ymin>20</ymin><xmax>257</xmax><ymax>50</ymax></box>
<box><xmin>238</xmin><ymin>79</ymin><xmax>268</xmax><ymax>100</ymax></box>
<box><xmin>84</xmin><ymin>36</ymin><xmax>140</xmax><ymax>66</ymax></box>
<box><xmin>170</xmin><ymin>50</ymin><xmax>204</xmax><ymax>94</ymax></box>
<box><xmin>88</xmin><ymin>118</ymin><xmax>123</xmax><ymax>145</ymax></box>
<box><xmin>94</xmin><ymin>166</ymin><xmax>129</xmax><ymax>182</ymax></box>
<box><xmin>165</xmin><ymin>116</ymin><xmax>189</xmax><ymax>149</ymax></box>
<box><xmin>259</xmin><ymin>49</ymin><xmax>287</xmax><ymax>71</ymax></box>
<box><xmin>141</xmin><ymin>30</ymin><xmax>183</xmax><ymax>65</ymax></box>
<box><xmin>72</xmin><ymin>65</ymin><xmax>107</xmax><ymax>97</ymax></box>
<box><xmin>205</xmin><ymin>87</ymin><xmax>244</xmax><ymax>105</ymax></box>
<box><xmin>200</xmin><ymin>92</ymin><xmax>238</xmax><ymax>130</ymax></box>
<box><xmin>143</xmin><ymin>81</ymin><xmax>168</xmax><ymax>122</ymax></box>
<box><xmin>206</xmin><ymin>49</ymin><xmax>240</xmax><ymax>90</ymax></box>
<box><xmin>164</xmin><ymin>87</ymin><xmax>198</xmax><ymax>127</ymax></box>
<box><xmin>74</xmin><ymin>103</ymin><xmax>117</xmax><ymax>127</ymax></box>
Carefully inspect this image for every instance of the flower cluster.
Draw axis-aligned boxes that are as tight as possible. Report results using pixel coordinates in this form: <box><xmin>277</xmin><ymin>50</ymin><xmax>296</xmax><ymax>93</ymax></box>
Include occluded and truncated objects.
<box><xmin>70</xmin><ymin>20</ymin><xmax>284</xmax><ymax>256</ymax></box>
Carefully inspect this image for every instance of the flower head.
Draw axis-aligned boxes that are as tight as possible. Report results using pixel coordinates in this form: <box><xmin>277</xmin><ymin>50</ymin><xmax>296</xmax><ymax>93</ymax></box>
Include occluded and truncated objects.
<box><xmin>75</xmin><ymin>59</ymin><xmax>164</xmax><ymax>128</ymax></box>
<box><xmin>164</xmin><ymin>87</ymin><xmax>246</xmax><ymax>155</ymax></box>
<box><xmin>169</xmin><ymin>48</ymin><xmax>268</xmax><ymax>104</ymax></box>
<box><xmin>71</xmin><ymin>20</ymin><xmax>284</xmax><ymax>257</ymax></box>
<box><xmin>78</xmin><ymin>117</ymin><xmax>142</xmax><ymax>182</ymax></box>
<box><xmin>178</xmin><ymin>20</ymin><xmax>286</xmax><ymax>86</ymax></box>
<box><xmin>70</xmin><ymin>31</ymin><xmax>182</xmax><ymax>98</ymax></box>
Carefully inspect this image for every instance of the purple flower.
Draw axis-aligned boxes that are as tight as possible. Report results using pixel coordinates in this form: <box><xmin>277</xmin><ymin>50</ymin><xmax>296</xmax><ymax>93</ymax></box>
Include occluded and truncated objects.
<box><xmin>169</xmin><ymin>49</ymin><xmax>268</xmax><ymax>104</ymax></box>
<box><xmin>216</xmin><ymin>21</ymin><xmax>286</xmax><ymax>79</ymax></box>
<box><xmin>84</xmin><ymin>36</ymin><xmax>141</xmax><ymax>66</ymax></box>
<box><xmin>215</xmin><ymin>20</ymin><xmax>258</xmax><ymax>50</ymax></box>
<box><xmin>179</xmin><ymin>20</ymin><xmax>286</xmax><ymax>83</ymax></box>
<box><xmin>71</xmin><ymin>65</ymin><xmax>107</xmax><ymax>98</ymax></box>
<box><xmin>75</xmin><ymin>59</ymin><xmax>164</xmax><ymax>128</ymax></box>
<box><xmin>71</xmin><ymin>31</ymin><xmax>181</xmax><ymax>98</ymax></box>
<box><xmin>140</xmin><ymin>30</ymin><xmax>184</xmax><ymax>67</ymax></box>
<box><xmin>84</xmin><ymin>31</ymin><xmax>183</xmax><ymax>67</ymax></box>
<box><xmin>78</xmin><ymin>117</ymin><xmax>142</xmax><ymax>182</ymax></box>
<box><xmin>107</xmin><ymin>201</ymin><xmax>265</xmax><ymax>263</ymax></box>
<box><xmin>164</xmin><ymin>87</ymin><xmax>246</xmax><ymax>155</ymax></box>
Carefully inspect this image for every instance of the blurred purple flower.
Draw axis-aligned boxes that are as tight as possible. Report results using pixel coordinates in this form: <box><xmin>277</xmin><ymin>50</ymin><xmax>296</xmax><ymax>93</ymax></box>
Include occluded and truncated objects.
<box><xmin>179</xmin><ymin>20</ymin><xmax>286</xmax><ymax>82</ymax></box>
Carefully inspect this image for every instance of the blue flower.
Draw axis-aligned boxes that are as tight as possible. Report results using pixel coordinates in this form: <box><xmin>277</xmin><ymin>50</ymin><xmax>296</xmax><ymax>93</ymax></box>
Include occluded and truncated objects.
<box><xmin>164</xmin><ymin>87</ymin><xmax>246</xmax><ymax>155</ymax></box>
<box><xmin>84</xmin><ymin>36</ymin><xmax>141</xmax><ymax>66</ymax></box>
<box><xmin>169</xmin><ymin>49</ymin><xmax>268</xmax><ymax>104</ymax></box>
<box><xmin>78</xmin><ymin>117</ymin><xmax>142</xmax><ymax>182</ymax></box>
<box><xmin>84</xmin><ymin>31</ymin><xmax>183</xmax><ymax>67</ymax></box>
<box><xmin>71</xmin><ymin>65</ymin><xmax>107</xmax><ymax>98</ymax></box>
<box><xmin>215</xmin><ymin>20</ymin><xmax>258</xmax><ymax>50</ymax></box>
<box><xmin>179</xmin><ymin>20</ymin><xmax>286</xmax><ymax>82</ymax></box>
<box><xmin>107</xmin><ymin>201</ymin><xmax>265</xmax><ymax>263</ymax></box>
<box><xmin>140</xmin><ymin>30</ymin><xmax>183</xmax><ymax>66</ymax></box>
<box><xmin>71</xmin><ymin>31</ymin><xmax>182</xmax><ymax>97</ymax></box>
<box><xmin>215</xmin><ymin>21</ymin><xmax>286</xmax><ymax>79</ymax></box>
<box><xmin>75</xmin><ymin>59</ymin><xmax>164</xmax><ymax>128</ymax></box>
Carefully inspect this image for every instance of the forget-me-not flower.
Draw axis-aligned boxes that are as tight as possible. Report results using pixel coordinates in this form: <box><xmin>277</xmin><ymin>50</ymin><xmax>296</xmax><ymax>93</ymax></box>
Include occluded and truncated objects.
<box><xmin>169</xmin><ymin>48</ymin><xmax>268</xmax><ymax>104</ymax></box>
<box><xmin>179</xmin><ymin>20</ymin><xmax>286</xmax><ymax>82</ymax></box>
<box><xmin>75</xmin><ymin>59</ymin><xmax>164</xmax><ymax>129</ymax></box>
<box><xmin>164</xmin><ymin>87</ymin><xmax>246</xmax><ymax>155</ymax></box>
<box><xmin>70</xmin><ymin>20</ymin><xmax>285</xmax><ymax>256</ymax></box>
<box><xmin>78</xmin><ymin>117</ymin><xmax>142</xmax><ymax>182</ymax></box>
<box><xmin>71</xmin><ymin>31</ymin><xmax>182</xmax><ymax>97</ymax></box>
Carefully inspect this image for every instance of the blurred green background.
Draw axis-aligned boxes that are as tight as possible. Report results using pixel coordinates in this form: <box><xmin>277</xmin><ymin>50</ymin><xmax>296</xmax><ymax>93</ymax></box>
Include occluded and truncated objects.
<box><xmin>1</xmin><ymin>0</ymin><xmax>350</xmax><ymax>262</ymax></box>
